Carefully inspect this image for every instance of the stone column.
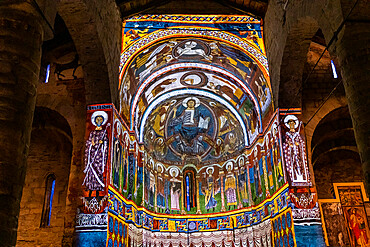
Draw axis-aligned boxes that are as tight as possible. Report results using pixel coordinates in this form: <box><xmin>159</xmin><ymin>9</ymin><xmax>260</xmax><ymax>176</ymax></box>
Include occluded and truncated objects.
<box><xmin>335</xmin><ymin>21</ymin><xmax>370</xmax><ymax>195</ymax></box>
<box><xmin>0</xmin><ymin>2</ymin><xmax>44</xmax><ymax>246</ymax></box>
<box><xmin>62</xmin><ymin>116</ymin><xmax>85</xmax><ymax>246</ymax></box>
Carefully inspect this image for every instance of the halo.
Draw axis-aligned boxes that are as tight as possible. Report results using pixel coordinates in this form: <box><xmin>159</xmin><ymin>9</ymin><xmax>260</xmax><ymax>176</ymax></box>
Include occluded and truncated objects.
<box><xmin>238</xmin><ymin>156</ymin><xmax>245</xmax><ymax>166</ymax></box>
<box><xmin>157</xmin><ymin>163</ymin><xmax>164</xmax><ymax>173</ymax></box>
<box><xmin>216</xmin><ymin>138</ymin><xmax>223</xmax><ymax>145</ymax></box>
<box><xmin>150</xmin><ymin>159</ymin><xmax>155</xmax><ymax>168</ymax></box>
<box><xmin>169</xmin><ymin>167</ymin><xmax>179</xmax><ymax>178</ymax></box>
<box><xmin>284</xmin><ymin>115</ymin><xmax>299</xmax><ymax>129</ymax></box>
<box><xmin>91</xmin><ymin>111</ymin><xmax>108</xmax><ymax>126</ymax></box>
<box><xmin>114</xmin><ymin>119</ymin><xmax>122</xmax><ymax>136</ymax></box>
<box><xmin>182</xmin><ymin>96</ymin><xmax>200</xmax><ymax>108</ymax></box>
<box><xmin>206</xmin><ymin>166</ymin><xmax>214</xmax><ymax>175</ymax></box>
<box><xmin>209</xmin><ymin>101</ymin><xmax>216</xmax><ymax>107</ymax></box>
<box><xmin>226</xmin><ymin>161</ymin><xmax>234</xmax><ymax>171</ymax></box>
<box><xmin>125</xmin><ymin>133</ymin><xmax>130</xmax><ymax>144</ymax></box>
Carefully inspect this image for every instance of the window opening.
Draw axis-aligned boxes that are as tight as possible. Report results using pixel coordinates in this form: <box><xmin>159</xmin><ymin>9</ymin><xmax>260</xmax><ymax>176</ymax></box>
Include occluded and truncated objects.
<box><xmin>40</xmin><ymin>174</ymin><xmax>56</xmax><ymax>227</ymax></box>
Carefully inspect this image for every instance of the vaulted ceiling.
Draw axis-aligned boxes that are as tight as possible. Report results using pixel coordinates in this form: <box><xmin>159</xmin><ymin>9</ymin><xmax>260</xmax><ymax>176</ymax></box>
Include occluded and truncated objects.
<box><xmin>116</xmin><ymin>0</ymin><xmax>268</xmax><ymax>19</ymax></box>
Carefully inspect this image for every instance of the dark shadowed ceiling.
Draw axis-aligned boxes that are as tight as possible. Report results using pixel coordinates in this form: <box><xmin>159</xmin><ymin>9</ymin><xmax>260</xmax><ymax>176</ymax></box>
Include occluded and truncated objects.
<box><xmin>116</xmin><ymin>0</ymin><xmax>268</xmax><ymax>19</ymax></box>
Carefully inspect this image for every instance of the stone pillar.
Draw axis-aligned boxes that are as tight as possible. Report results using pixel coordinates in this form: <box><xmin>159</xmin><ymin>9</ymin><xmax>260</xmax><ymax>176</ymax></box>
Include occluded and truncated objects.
<box><xmin>0</xmin><ymin>2</ymin><xmax>43</xmax><ymax>246</ymax></box>
<box><xmin>335</xmin><ymin>22</ymin><xmax>370</xmax><ymax>195</ymax></box>
<box><xmin>62</xmin><ymin>117</ymin><xmax>85</xmax><ymax>246</ymax></box>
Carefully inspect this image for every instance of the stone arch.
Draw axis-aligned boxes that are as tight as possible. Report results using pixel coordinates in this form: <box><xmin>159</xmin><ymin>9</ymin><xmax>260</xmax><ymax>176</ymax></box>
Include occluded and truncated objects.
<box><xmin>17</xmin><ymin>107</ymin><xmax>73</xmax><ymax>246</ymax></box>
<box><xmin>278</xmin><ymin>16</ymin><xmax>319</xmax><ymax>108</ymax></box>
<box><xmin>311</xmin><ymin>106</ymin><xmax>358</xmax><ymax>164</ymax></box>
<box><xmin>304</xmin><ymin>96</ymin><xmax>347</xmax><ymax>165</ymax></box>
<box><xmin>35</xmin><ymin>92</ymin><xmax>86</xmax><ymax>244</ymax></box>
<box><xmin>311</xmin><ymin>106</ymin><xmax>362</xmax><ymax>199</ymax></box>
<box><xmin>56</xmin><ymin>0</ymin><xmax>122</xmax><ymax>105</ymax></box>
<box><xmin>264</xmin><ymin>0</ymin><xmax>344</xmax><ymax>108</ymax></box>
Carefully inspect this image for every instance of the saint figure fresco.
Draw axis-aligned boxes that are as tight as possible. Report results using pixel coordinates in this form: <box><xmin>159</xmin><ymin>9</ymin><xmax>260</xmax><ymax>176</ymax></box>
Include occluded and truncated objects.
<box><xmin>83</xmin><ymin>111</ymin><xmax>109</xmax><ymax>197</ymax></box>
<box><xmin>345</xmin><ymin>207</ymin><xmax>370</xmax><ymax>247</ymax></box>
<box><xmin>225</xmin><ymin>162</ymin><xmax>237</xmax><ymax>209</ymax></box>
<box><xmin>202</xmin><ymin>167</ymin><xmax>219</xmax><ymax>212</ymax></box>
<box><xmin>169</xmin><ymin>168</ymin><xmax>181</xmax><ymax>213</ymax></box>
<box><xmin>282</xmin><ymin>115</ymin><xmax>310</xmax><ymax>185</ymax></box>
<box><xmin>253</xmin><ymin>149</ymin><xmax>263</xmax><ymax>198</ymax></box>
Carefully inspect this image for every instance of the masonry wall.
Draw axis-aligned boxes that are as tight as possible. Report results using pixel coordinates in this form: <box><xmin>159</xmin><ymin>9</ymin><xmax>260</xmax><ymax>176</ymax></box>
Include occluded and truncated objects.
<box><xmin>16</xmin><ymin>125</ymin><xmax>72</xmax><ymax>246</ymax></box>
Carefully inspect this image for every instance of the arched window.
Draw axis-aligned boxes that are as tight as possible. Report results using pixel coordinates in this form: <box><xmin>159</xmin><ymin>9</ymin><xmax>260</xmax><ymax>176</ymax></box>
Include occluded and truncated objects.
<box><xmin>40</xmin><ymin>174</ymin><xmax>56</xmax><ymax>227</ymax></box>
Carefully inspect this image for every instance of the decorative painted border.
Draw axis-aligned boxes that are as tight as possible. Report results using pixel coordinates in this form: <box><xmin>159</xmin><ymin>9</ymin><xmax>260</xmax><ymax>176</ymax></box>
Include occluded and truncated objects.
<box><xmin>130</xmin><ymin>62</ymin><xmax>263</xmax><ymax>134</ymax></box>
<box><xmin>125</xmin><ymin>15</ymin><xmax>261</xmax><ymax>24</ymax></box>
<box><xmin>271</xmin><ymin>207</ymin><xmax>296</xmax><ymax>247</ymax></box>
<box><xmin>119</xmin><ymin>29</ymin><xmax>268</xmax><ymax>81</ymax></box>
<box><xmin>107</xmin><ymin>183</ymin><xmax>289</xmax><ymax>233</ymax></box>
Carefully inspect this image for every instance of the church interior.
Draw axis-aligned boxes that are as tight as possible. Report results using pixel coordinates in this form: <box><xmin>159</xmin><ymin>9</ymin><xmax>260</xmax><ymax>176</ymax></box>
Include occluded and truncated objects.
<box><xmin>0</xmin><ymin>0</ymin><xmax>369</xmax><ymax>246</ymax></box>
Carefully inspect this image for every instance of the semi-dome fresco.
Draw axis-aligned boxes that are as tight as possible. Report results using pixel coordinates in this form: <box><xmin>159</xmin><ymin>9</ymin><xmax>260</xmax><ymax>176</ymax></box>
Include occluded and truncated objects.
<box><xmin>77</xmin><ymin>14</ymin><xmax>319</xmax><ymax>247</ymax></box>
<box><xmin>120</xmin><ymin>15</ymin><xmax>279</xmax><ymax>211</ymax></box>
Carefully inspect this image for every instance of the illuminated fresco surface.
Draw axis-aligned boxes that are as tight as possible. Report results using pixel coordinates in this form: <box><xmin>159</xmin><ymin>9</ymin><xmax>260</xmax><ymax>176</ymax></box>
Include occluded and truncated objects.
<box><xmin>118</xmin><ymin>15</ymin><xmax>274</xmax><ymax>173</ymax></box>
<box><xmin>75</xmin><ymin>14</ymin><xmax>323</xmax><ymax>247</ymax></box>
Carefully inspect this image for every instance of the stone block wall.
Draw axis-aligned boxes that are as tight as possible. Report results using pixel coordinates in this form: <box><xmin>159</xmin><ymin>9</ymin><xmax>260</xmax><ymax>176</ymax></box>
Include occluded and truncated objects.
<box><xmin>16</xmin><ymin>123</ymin><xmax>72</xmax><ymax>246</ymax></box>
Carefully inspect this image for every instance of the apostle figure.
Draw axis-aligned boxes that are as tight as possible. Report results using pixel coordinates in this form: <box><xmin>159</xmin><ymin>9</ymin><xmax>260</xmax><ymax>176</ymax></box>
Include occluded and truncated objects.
<box><xmin>169</xmin><ymin>168</ymin><xmax>181</xmax><ymax>213</ymax></box>
<box><xmin>112</xmin><ymin>138</ymin><xmax>121</xmax><ymax>189</ymax></box>
<box><xmin>149</xmin><ymin>172</ymin><xmax>155</xmax><ymax>207</ymax></box>
<box><xmin>253</xmin><ymin>149</ymin><xmax>263</xmax><ymax>198</ymax></box>
<box><xmin>265</xmin><ymin>138</ymin><xmax>274</xmax><ymax>190</ymax></box>
<box><xmin>272</xmin><ymin>123</ymin><xmax>284</xmax><ymax>183</ymax></box>
<box><xmin>157</xmin><ymin>176</ymin><xmax>165</xmax><ymax>212</ymax></box>
<box><xmin>225</xmin><ymin>162</ymin><xmax>237</xmax><ymax>209</ymax></box>
<box><xmin>203</xmin><ymin>167</ymin><xmax>219</xmax><ymax>212</ymax></box>
<box><xmin>127</xmin><ymin>154</ymin><xmax>135</xmax><ymax>200</ymax></box>
<box><xmin>282</xmin><ymin>115</ymin><xmax>309</xmax><ymax>183</ymax></box>
<box><xmin>238</xmin><ymin>157</ymin><xmax>249</xmax><ymax>205</ymax></box>
<box><xmin>144</xmin><ymin>166</ymin><xmax>150</xmax><ymax>204</ymax></box>
<box><xmin>83</xmin><ymin>111</ymin><xmax>109</xmax><ymax>198</ymax></box>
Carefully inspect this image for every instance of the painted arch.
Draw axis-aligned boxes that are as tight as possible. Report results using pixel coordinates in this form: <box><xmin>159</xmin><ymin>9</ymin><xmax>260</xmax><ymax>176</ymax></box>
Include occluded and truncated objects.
<box><xmin>119</xmin><ymin>14</ymin><xmax>274</xmax><ymax>167</ymax></box>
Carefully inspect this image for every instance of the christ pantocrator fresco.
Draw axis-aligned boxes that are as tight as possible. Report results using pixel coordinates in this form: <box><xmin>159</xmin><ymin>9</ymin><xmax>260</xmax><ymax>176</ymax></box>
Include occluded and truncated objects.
<box><xmin>144</xmin><ymin>95</ymin><xmax>245</xmax><ymax>165</ymax></box>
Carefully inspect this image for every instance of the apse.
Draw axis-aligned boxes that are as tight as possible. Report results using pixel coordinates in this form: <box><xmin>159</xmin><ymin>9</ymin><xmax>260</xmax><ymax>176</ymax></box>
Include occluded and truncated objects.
<box><xmin>116</xmin><ymin>15</ymin><xmax>278</xmax><ymax>214</ymax></box>
<box><xmin>76</xmin><ymin>14</ymin><xmax>317</xmax><ymax>247</ymax></box>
